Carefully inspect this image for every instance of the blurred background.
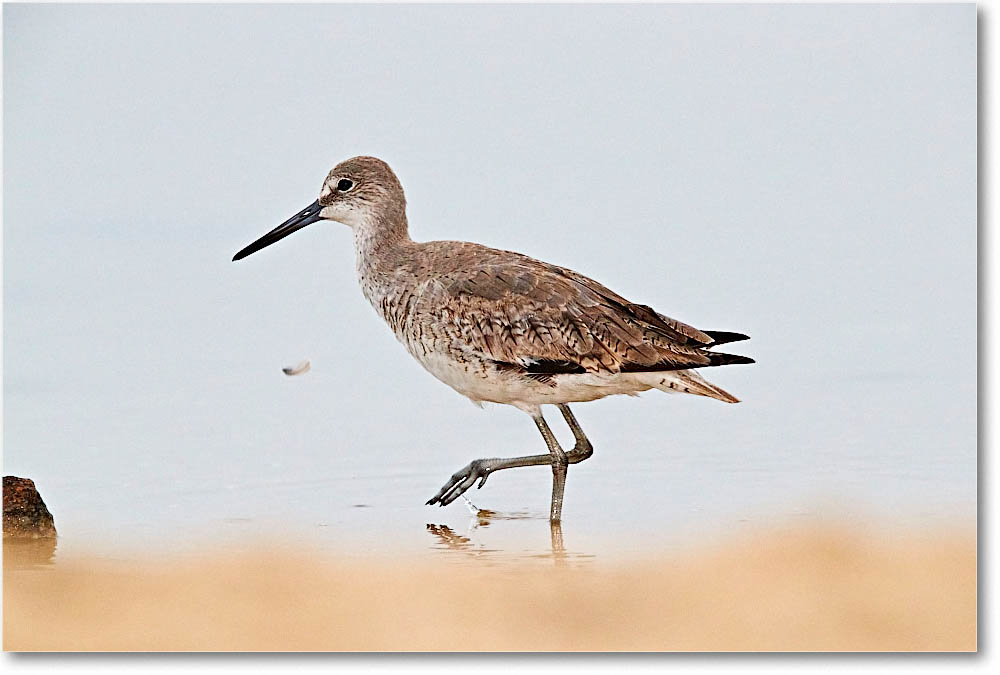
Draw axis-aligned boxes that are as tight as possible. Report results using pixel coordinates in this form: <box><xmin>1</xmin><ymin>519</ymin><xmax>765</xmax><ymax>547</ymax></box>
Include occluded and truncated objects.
<box><xmin>3</xmin><ymin>4</ymin><xmax>975</xmax><ymax>564</ymax></box>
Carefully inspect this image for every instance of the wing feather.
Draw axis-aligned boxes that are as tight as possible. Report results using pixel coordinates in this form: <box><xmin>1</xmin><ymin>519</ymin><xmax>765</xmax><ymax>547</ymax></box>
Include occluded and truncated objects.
<box><xmin>409</xmin><ymin>243</ymin><xmax>739</xmax><ymax>375</ymax></box>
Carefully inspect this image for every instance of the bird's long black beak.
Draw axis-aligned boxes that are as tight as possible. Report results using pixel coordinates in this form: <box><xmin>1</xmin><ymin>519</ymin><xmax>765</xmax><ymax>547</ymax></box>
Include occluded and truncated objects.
<box><xmin>232</xmin><ymin>200</ymin><xmax>324</xmax><ymax>261</ymax></box>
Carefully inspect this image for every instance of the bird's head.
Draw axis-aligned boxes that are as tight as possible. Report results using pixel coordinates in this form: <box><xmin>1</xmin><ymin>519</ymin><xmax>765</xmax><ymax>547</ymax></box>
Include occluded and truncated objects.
<box><xmin>233</xmin><ymin>156</ymin><xmax>406</xmax><ymax>262</ymax></box>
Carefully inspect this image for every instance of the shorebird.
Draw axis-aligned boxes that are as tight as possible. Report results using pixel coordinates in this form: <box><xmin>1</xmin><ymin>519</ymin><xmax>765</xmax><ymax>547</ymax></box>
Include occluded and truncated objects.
<box><xmin>233</xmin><ymin>156</ymin><xmax>753</xmax><ymax>522</ymax></box>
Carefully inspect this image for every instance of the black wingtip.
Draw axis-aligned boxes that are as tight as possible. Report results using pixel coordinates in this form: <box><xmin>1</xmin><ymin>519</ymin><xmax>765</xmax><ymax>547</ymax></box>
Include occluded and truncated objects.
<box><xmin>704</xmin><ymin>330</ymin><xmax>751</xmax><ymax>347</ymax></box>
<box><xmin>707</xmin><ymin>352</ymin><xmax>756</xmax><ymax>367</ymax></box>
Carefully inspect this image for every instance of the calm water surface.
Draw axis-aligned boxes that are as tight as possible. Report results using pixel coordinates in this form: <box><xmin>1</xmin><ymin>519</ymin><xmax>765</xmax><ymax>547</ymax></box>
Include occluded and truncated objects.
<box><xmin>3</xmin><ymin>364</ymin><xmax>975</xmax><ymax>569</ymax></box>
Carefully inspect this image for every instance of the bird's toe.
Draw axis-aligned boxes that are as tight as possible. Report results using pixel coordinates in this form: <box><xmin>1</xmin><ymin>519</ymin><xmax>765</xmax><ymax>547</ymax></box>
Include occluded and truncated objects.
<box><xmin>426</xmin><ymin>460</ymin><xmax>489</xmax><ymax>507</ymax></box>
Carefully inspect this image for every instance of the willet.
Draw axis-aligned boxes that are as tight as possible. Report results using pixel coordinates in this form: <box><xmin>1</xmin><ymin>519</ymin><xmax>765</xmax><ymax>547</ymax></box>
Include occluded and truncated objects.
<box><xmin>233</xmin><ymin>156</ymin><xmax>753</xmax><ymax>522</ymax></box>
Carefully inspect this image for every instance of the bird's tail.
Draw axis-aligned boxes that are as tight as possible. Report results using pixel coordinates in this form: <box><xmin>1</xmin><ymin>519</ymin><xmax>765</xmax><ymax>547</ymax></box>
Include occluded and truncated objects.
<box><xmin>648</xmin><ymin>369</ymin><xmax>741</xmax><ymax>403</ymax></box>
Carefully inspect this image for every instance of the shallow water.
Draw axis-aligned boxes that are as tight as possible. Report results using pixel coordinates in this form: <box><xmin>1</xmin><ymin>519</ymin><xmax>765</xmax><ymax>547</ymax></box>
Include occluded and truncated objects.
<box><xmin>3</xmin><ymin>361</ymin><xmax>975</xmax><ymax>570</ymax></box>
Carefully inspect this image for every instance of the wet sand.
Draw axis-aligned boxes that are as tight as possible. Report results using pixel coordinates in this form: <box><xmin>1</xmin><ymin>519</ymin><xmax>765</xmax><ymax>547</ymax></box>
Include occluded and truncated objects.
<box><xmin>3</xmin><ymin>525</ymin><xmax>976</xmax><ymax>652</ymax></box>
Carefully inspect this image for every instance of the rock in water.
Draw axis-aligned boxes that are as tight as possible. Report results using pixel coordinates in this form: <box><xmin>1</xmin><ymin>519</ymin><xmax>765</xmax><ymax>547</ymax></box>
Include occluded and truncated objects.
<box><xmin>3</xmin><ymin>476</ymin><xmax>56</xmax><ymax>538</ymax></box>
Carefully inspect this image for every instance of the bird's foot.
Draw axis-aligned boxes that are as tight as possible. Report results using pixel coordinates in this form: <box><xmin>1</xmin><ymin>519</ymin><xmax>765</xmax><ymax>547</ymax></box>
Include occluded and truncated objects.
<box><xmin>426</xmin><ymin>459</ymin><xmax>492</xmax><ymax>507</ymax></box>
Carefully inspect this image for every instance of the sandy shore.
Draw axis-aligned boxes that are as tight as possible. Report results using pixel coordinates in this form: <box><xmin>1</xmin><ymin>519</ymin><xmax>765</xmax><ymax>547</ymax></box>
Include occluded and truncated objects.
<box><xmin>3</xmin><ymin>525</ymin><xmax>976</xmax><ymax>651</ymax></box>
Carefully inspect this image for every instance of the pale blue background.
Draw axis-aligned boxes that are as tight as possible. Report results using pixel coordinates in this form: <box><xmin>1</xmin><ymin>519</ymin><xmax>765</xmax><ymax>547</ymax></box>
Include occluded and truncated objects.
<box><xmin>3</xmin><ymin>4</ymin><xmax>976</xmax><ymax>561</ymax></box>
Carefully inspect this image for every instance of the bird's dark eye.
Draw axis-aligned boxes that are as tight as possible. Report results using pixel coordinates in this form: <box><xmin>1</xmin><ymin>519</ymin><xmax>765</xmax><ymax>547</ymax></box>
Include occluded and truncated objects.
<box><xmin>337</xmin><ymin>178</ymin><xmax>354</xmax><ymax>192</ymax></box>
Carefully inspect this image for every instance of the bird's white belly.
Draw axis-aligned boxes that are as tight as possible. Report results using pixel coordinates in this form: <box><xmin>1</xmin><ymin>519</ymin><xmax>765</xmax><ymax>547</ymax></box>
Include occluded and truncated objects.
<box><xmin>409</xmin><ymin>348</ymin><xmax>653</xmax><ymax>411</ymax></box>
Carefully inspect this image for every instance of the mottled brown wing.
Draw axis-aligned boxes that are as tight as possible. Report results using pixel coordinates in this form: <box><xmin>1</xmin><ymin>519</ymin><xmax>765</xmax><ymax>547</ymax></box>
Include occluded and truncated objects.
<box><xmin>415</xmin><ymin>247</ymin><xmax>717</xmax><ymax>374</ymax></box>
<box><xmin>542</xmin><ymin>263</ymin><xmax>716</xmax><ymax>346</ymax></box>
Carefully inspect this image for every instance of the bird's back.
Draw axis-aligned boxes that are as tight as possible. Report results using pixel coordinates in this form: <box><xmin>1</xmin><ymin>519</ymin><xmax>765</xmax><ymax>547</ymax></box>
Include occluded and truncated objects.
<box><xmin>360</xmin><ymin>239</ymin><xmax>752</xmax><ymax>398</ymax></box>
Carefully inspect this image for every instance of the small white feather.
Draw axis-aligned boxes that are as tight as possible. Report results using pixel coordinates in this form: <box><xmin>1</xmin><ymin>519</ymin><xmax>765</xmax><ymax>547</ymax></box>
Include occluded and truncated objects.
<box><xmin>282</xmin><ymin>360</ymin><xmax>311</xmax><ymax>376</ymax></box>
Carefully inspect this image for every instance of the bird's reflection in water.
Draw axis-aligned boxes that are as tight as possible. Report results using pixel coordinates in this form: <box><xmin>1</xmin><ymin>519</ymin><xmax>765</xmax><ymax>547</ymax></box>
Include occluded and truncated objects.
<box><xmin>426</xmin><ymin>504</ymin><xmax>592</xmax><ymax>566</ymax></box>
<box><xmin>550</xmin><ymin>521</ymin><xmax>566</xmax><ymax>562</ymax></box>
<box><xmin>426</xmin><ymin>524</ymin><xmax>479</xmax><ymax>552</ymax></box>
<box><xmin>3</xmin><ymin>537</ymin><xmax>58</xmax><ymax>570</ymax></box>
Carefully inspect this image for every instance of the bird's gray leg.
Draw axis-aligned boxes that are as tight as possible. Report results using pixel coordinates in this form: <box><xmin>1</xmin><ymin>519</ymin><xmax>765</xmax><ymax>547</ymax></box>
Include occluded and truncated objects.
<box><xmin>426</xmin><ymin>452</ymin><xmax>552</xmax><ymax>507</ymax></box>
<box><xmin>425</xmin><ymin>406</ymin><xmax>595</xmax><ymax>510</ymax></box>
<box><xmin>557</xmin><ymin>404</ymin><xmax>594</xmax><ymax>463</ymax></box>
<box><xmin>533</xmin><ymin>412</ymin><xmax>569</xmax><ymax>522</ymax></box>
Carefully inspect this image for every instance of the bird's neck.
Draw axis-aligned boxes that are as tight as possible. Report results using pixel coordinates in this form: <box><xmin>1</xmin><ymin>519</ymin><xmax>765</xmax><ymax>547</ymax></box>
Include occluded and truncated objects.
<box><xmin>353</xmin><ymin>209</ymin><xmax>415</xmax><ymax>296</ymax></box>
